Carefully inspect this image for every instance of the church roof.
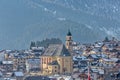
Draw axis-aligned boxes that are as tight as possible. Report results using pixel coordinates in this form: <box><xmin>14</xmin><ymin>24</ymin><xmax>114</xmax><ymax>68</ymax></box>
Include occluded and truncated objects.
<box><xmin>42</xmin><ymin>44</ymin><xmax>71</xmax><ymax>56</ymax></box>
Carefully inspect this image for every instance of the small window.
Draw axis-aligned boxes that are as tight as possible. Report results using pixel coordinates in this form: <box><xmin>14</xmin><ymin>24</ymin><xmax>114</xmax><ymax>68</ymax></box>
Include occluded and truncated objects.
<box><xmin>59</xmin><ymin>59</ymin><xmax>60</xmax><ymax>61</ymax></box>
<box><xmin>55</xmin><ymin>66</ymin><xmax>57</xmax><ymax>68</ymax></box>
<box><xmin>55</xmin><ymin>70</ymin><xmax>57</xmax><ymax>72</ymax></box>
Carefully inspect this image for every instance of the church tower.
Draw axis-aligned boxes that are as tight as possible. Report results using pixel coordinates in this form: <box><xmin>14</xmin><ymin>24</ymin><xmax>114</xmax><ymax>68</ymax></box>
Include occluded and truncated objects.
<box><xmin>66</xmin><ymin>30</ymin><xmax>73</xmax><ymax>51</ymax></box>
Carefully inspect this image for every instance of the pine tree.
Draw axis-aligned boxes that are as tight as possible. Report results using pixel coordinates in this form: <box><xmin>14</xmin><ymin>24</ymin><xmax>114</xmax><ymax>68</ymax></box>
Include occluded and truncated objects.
<box><xmin>104</xmin><ymin>37</ymin><xmax>109</xmax><ymax>42</ymax></box>
<box><xmin>30</xmin><ymin>41</ymin><xmax>36</xmax><ymax>49</ymax></box>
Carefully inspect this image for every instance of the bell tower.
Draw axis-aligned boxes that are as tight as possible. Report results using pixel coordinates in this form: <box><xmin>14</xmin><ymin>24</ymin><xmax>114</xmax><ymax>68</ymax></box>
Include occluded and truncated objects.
<box><xmin>66</xmin><ymin>29</ymin><xmax>73</xmax><ymax>51</ymax></box>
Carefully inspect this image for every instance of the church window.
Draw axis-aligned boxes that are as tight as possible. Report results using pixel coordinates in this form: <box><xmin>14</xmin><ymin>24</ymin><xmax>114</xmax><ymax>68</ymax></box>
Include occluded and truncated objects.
<box><xmin>55</xmin><ymin>70</ymin><xmax>57</xmax><ymax>72</ymax></box>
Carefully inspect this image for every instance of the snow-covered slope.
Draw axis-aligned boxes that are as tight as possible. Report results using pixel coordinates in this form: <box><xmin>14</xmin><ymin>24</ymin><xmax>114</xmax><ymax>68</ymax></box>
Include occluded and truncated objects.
<box><xmin>0</xmin><ymin>0</ymin><xmax>120</xmax><ymax>49</ymax></box>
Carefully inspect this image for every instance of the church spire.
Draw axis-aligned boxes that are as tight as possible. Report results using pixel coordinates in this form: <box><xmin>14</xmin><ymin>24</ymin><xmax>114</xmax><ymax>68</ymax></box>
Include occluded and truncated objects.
<box><xmin>67</xmin><ymin>29</ymin><xmax>72</xmax><ymax>36</ymax></box>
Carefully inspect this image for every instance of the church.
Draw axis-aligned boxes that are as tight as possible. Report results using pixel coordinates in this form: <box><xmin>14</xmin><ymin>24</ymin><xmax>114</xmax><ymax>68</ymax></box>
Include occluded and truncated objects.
<box><xmin>40</xmin><ymin>30</ymin><xmax>73</xmax><ymax>75</ymax></box>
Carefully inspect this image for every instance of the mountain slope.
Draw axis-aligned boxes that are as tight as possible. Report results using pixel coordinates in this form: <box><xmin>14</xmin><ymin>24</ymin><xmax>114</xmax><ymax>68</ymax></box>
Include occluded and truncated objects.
<box><xmin>0</xmin><ymin>0</ymin><xmax>120</xmax><ymax>49</ymax></box>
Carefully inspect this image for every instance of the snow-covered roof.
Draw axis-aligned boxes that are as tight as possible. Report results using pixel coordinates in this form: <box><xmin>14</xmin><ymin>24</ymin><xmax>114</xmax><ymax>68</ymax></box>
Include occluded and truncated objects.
<box><xmin>0</xmin><ymin>52</ymin><xmax>4</xmax><ymax>61</ymax></box>
<box><xmin>98</xmin><ymin>69</ymin><xmax>104</xmax><ymax>74</ymax></box>
<box><xmin>92</xmin><ymin>49</ymin><xmax>99</xmax><ymax>52</ymax></box>
<box><xmin>73</xmin><ymin>56</ymin><xmax>78</xmax><ymax>61</ymax></box>
<box><xmin>14</xmin><ymin>72</ymin><xmax>24</xmax><ymax>77</ymax></box>
<box><xmin>31</xmin><ymin>47</ymin><xmax>44</xmax><ymax>50</ymax></box>
<box><xmin>5</xmin><ymin>50</ymin><xmax>12</xmax><ymax>52</ymax></box>
<box><xmin>111</xmin><ymin>58</ymin><xmax>119</xmax><ymax>62</ymax></box>
<box><xmin>0</xmin><ymin>71</ymin><xmax>3</xmax><ymax>76</ymax></box>
<box><xmin>94</xmin><ymin>44</ymin><xmax>101</xmax><ymax>48</ymax></box>
<box><xmin>2</xmin><ymin>61</ymin><xmax>13</xmax><ymax>64</ymax></box>
<box><xmin>57</xmin><ymin>76</ymin><xmax>72</xmax><ymax>80</ymax></box>
<box><xmin>91</xmin><ymin>54</ymin><xmax>98</xmax><ymax>58</ymax></box>
<box><xmin>75</xmin><ymin>50</ymin><xmax>83</xmax><ymax>54</ymax></box>
<box><xmin>27</xmin><ymin>59</ymin><xmax>40</xmax><ymax>64</ymax></box>
<box><xmin>97</xmin><ymin>54</ymin><xmax>107</xmax><ymax>58</ymax></box>
<box><xmin>102</xmin><ymin>58</ymin><xmax>118</xmax><ymax>62</ymax></box>
<box><xmin>76</xmin><ymin>55</ymin><xmax>86</xmax><ymax>60</ymax></box>
<box><xmin>91</xmin><ymin>69</ymin><xmax>98</xmax><ymax>73</ymax></box>
<box><xmin>102</xmin><ymin>58</ymin><xmax>113</xmax><ymax>62</ymax></box>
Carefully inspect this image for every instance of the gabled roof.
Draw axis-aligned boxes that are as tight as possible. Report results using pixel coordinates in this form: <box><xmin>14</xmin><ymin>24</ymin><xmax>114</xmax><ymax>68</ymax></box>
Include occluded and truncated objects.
<box><xmin>14</xmin><ymin>72</ymin><xmax>24</xmax><ymax>77</ymax></box>
<box><xmin>60</xmin><ymin>45</ymin><xmax>71</xmax><ymax>56</ymax></box>
<box><xmin>2</xmin><ymin>61</ymin><xmax>13</xmax><ymax>65</ymax></box>
<box><xmin>42</xmin><ymin>44</ymin><xmax>71</xmax><ymax>56</ymax></box>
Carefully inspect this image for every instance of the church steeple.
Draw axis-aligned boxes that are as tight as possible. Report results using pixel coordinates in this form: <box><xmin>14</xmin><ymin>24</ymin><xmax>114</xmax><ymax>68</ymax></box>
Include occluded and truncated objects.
<box><xmin>66</xmin><ymin>29</ymin><xmax>73</xmax><ymax>51</ymax></box>
<box><xmin>67</xmin><ymin>29</ymin><xmax>72</xmax><ymax>36</ymax></box>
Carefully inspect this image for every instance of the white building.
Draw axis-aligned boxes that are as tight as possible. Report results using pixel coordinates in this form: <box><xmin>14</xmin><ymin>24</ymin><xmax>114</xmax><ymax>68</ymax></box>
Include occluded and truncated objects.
<box><xmin>26</xmin><ymin>59</ymin><xmax>40</xmax><ymax>72</ymax></box>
